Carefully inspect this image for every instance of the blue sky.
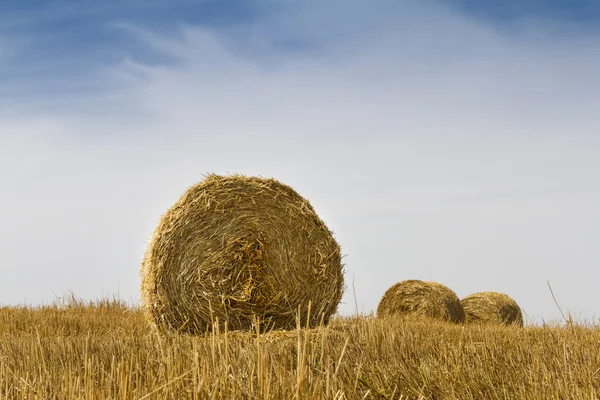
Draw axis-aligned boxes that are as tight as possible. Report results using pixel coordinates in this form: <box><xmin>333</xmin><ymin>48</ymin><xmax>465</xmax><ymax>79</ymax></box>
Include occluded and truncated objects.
<box><xmin>2</xmin><ymin>0</ymin><xmax>600</xmax><ymax>99</ymax></box>
<box><xmin>455</xmin><ymin>0</ymin><xmax>600</xmax><ymax>23</ymax></box>
<box><xmin>1</xmin><ymin>0</ymin><xmax>600</xmax><ymax>323</ymax></box>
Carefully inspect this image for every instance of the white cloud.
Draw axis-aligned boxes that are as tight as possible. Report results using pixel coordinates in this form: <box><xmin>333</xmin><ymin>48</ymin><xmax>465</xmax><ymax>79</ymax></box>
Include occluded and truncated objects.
<box><xmin>1</xmin><ymin>1</ymin><xmax>600</xmax><ymax>322</ymax></box>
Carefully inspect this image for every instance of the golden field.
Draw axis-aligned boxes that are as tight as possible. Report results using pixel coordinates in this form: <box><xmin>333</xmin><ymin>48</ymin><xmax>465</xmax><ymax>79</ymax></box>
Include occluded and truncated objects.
<box><xmin>0</xmin><ymin>298</ymin><xmax>599</xmax><ymax>399</ymax></box>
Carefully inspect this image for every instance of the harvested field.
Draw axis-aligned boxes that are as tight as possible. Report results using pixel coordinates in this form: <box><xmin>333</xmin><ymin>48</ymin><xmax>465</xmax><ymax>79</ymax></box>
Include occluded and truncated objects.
<box><xmin>1</xmin><ymin>298</ymin><xmax>599</xmax><ymax>399</ymax></box>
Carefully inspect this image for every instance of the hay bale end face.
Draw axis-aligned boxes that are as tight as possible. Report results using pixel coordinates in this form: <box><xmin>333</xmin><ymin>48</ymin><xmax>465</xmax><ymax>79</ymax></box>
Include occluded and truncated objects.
<box><xmin>461</xmin><ymin>292</ymin><xmax>524</xmax><ymax>327</ymax></box>
<box><xmin>141</xmin><ymin>174</ymin><xmax>344</xmax><ymax>334</ymax></box>
<box><xmin>376</xmin><ymin>280</ymin><xmax>465</xmax><ymax>323</ymax></box>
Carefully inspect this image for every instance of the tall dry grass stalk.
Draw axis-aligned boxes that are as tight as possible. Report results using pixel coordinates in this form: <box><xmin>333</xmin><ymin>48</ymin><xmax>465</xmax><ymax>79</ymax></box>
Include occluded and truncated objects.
<box><xmin>1</xmin><ymin>298</ymin><xmax>599</xmax><ymax>399</ymax></box>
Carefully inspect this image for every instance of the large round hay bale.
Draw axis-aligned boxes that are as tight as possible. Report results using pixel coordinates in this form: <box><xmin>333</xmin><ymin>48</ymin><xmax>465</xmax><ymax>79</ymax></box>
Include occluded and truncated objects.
<box><xmin>461</xmin><ymin>292</ymin><xmax>524</xmax><ymax>327</ymax></box>
<box><xmin>376</xmin><ymin>280</ymin><xmax>465</xmax><ymax>323</ymax></box>
<box><xmin>141</xmin><ymin>174</ymin><xmax>344</xmax><ymax>334</ymax></box>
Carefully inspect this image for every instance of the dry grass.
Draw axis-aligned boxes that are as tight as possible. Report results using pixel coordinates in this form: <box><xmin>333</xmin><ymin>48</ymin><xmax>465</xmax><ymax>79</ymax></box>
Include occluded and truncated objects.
<box><xmin>1</xmin><ymin>297</ymin><xmax>600</xmax><ymax>399</ymax></box>
<box><xmin>141</xmin><ymin>174</ymin><xmax>344</xmax><ymax>334</ymax></box>
<box><xmin>376</xmin><ymin>280</ymin><xmax>465</xmax><ymax>323</ymax></box>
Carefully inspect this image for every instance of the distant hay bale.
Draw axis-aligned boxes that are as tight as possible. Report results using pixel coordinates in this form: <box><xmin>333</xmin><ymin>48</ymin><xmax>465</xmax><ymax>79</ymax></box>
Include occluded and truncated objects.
<box><xmin>376</xmin><ymin>280</ymin><xmax>465</xmax><ymax>323</ymax></box>
<box><xmin>461</xmin><ymin>292</ymin><xmax>524</xmax><ymax>327</ymax></box>
<box><xmin>141</xmin><ymin>174</ymin><xmax>344</xmax><ymax>334</ymax></box>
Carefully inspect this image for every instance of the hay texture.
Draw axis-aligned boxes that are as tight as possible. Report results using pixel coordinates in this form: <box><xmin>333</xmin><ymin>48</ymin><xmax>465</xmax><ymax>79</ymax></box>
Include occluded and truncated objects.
<box><xmin>141</xmin><ymin>174</ymin><xmax>344</xmax><ymax>334</ymax></box>
<box><xmin>461</xmin><ymin>292</ymin><xmax>524</xmax><ymax>327</ymax></box>
<box><xmin>376</xmin><ymin>280</ymin><xmax>465</xmax><ymax>323</ymax></box>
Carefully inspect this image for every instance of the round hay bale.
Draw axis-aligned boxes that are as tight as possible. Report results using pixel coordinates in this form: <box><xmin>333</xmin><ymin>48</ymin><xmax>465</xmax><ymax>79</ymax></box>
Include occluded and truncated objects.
<box><xmin>376</xmin><ymin>280</ymin><xmax>465</xmax><ymax>323</ymax></box>
<box><xmin>461</xmin><ymin>292</ymin><xmax>523</xmax><ymax>327</ymax></box>
<box><xmin>141</xmin><ymin>174</ymin><xmax>344</xmax><ymax>334</ymax></box>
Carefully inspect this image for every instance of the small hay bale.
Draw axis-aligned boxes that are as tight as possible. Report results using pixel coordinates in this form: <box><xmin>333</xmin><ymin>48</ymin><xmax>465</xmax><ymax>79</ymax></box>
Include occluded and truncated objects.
<box><xmin>141</xmin><ymin>174</ymin><xmax>344</xmax><ymax>334</ymax></box>
<box><xmin>376</xmin><ymin>280</ymin><xmax>465</xmax><ymax>323</ymax></box>
<box><xmin>461</xmin><ymin>292</ymin><xmax>524</xmax><ymax>327</ymax></box>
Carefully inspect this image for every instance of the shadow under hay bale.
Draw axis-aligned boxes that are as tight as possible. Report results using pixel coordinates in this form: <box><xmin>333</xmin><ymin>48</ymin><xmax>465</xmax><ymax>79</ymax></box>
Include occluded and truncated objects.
<box><xmin>461</xmin><ymin>292</ymin><xmax>524</xmax><ymax>327</ymax></box>
<box><xmin>376</xmin><ymin>280</ymin><xmax>465</xmax><ymax>323</ymax></box>
<box><xmin>141</xmin><ymin>174</ymin><xmax>344</xmax><ymax>334</ymax></box>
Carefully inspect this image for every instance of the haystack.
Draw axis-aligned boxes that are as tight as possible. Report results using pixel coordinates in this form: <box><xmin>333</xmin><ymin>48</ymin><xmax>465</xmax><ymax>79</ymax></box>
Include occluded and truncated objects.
<box><xmin>141</xmin><ymin>174</ymin><xmax>344</xmax><ymax>334</ymax></box>
<box><xmin>461</xmin><ymin>292</ymin><xmax>523</xmax><ymax>327</ymax></box>
<box><xmin>376</xmin><ymin>280</ymin><xmax>465</xmax><ymax>323</ymax></box>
